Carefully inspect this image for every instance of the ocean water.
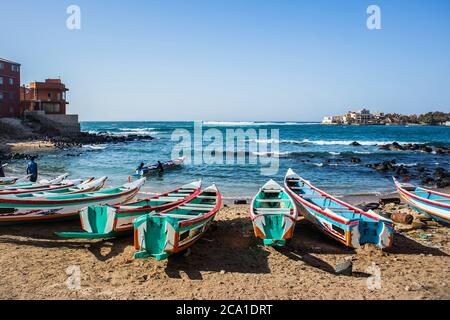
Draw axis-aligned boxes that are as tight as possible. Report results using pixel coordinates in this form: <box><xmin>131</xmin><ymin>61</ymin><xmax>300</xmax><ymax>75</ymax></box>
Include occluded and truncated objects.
<box><xmin>4</xmin><ymin>121</ymin><xmax>450</xmax><ymax>199</ymax></box>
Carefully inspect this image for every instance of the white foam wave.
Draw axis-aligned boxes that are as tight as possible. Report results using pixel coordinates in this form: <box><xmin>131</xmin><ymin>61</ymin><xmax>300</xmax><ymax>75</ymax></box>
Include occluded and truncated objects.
<box><xmin>83</xmin><ymin>144</ymin><xmax>107</xmax><ymax>150</ymax></box>
<box><xmin>202</xmin><ymin>121</ymin><xmax>318</xmax><ymax>126</ymax></box>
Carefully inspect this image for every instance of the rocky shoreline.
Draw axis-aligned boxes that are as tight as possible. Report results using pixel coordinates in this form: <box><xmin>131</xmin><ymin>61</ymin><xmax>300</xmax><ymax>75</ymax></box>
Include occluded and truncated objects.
<box><xmin>0</xmin><ymin>131</ymin><xmax>154</xmax><ymax>160</ymax></box>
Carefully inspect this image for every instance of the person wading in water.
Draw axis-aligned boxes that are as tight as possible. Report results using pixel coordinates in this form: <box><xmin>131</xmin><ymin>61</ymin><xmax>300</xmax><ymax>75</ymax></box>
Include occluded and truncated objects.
<box><xmin>27</xmin><ymin>156</ymin><xmax>38</xmax><ymax>182</ymax></box>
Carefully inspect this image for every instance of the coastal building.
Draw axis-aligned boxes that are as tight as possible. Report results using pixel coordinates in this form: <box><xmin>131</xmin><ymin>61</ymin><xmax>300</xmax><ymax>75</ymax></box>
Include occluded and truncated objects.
<box><xmin>323</xmin><ymin>108</ymin><xmax>375</xmax><ymax>125</ymax></box>
<box><xmin>21</xmin><ymin>78</ymin><xmax>80</xmax><ymax>135</ymax></box>
<box><xmin>21</xmin><ymin>79</ymin><xmax>69</xmax><ymax>114</ymax></box>
<box><xmin>322</xmin><ymin>115</ymin><xmax>343</xmax><ymax>124</ymax></box>
<box><xmin>0</xmin><ymin>58</ymin><xmax>21</xmax><ymax>118</ymax></box>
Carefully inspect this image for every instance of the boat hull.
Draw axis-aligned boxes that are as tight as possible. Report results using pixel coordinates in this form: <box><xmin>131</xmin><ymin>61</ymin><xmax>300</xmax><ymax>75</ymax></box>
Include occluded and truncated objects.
<box><xmin>56</xmin><ymin>181</ymin><xmax>202</xmax><ymax>239</ymax></box>
<box><xmin>134</xmin><ymin>184</ymin><xmax>221</xmax><ymax>260</ymax></box>
<box><xmin>134</xmin><ymin>213</ymin><xmax>217</xmax><ymax>260</ymax></box>
<box><xmin>395</xmin><ymin>181</ymin><xmax>450</xmax><ymax>225</ymax></box>
<box><xmin>285</xmin><ymin>169</ymin><xmax>394</xmax><ymax>249</ymax></box>
<box><xmin>250</xmin><ymin>180</ymin><xmax>298</xmax><ymax>246</ymax></box>
<box><xmin>0</xmin><ymin>181</ymin><xmax>143</xmax><ymax>225</ymax></box>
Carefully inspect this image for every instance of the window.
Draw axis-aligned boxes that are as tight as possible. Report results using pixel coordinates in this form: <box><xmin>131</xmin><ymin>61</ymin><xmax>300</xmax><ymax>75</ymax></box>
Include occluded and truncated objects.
<box><xmin>0</xmin><ymin>77</ymin><xmax>3</xmax><ymax>85</ymax></box>
<box><xmin>11</xmin><ymin>65</ymin><xmax>19</xmax><ymax>72</ymax></box>
<box><xmin>0</xmin><ymin>63</ymin><xmax>4</xmax><ymax>69</ymax></box>
<box><xmin>48</xmin><ymin>92</ymin><xmax>52</xmax><ymax>99</ymax></box>
<box><xmin>8</xmin><ymin>78</ymin><xmax>13</xmax><ymax>85</ymax></box>
<box><xmin>9</xmin><ymin>92</ymin><xmax>14</xmax><ymax>100</ymax></box>
<box><xmin>0</xmin><ymin>92</ymin><xmax>3</xmax><ymax>100</ymax></box>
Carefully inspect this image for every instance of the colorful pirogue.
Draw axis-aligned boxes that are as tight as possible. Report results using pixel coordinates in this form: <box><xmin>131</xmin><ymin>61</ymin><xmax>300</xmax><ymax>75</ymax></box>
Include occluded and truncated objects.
<box><xmin>0</xmin><ymin>176</ymin><xmax>100</xmax><ymax>196</ymax></box>
<box><xmin>135</xmin><ymin>157</ymin><xmax>185</xmax><ymax>176</ymax></box>
<box><xmin>134</xmin><ymin>184</ymin><xmax>221</xmax><ymax>260</ymax></box>
<box><xmin>285</xmin><ymin>169</ymin><xmax>394</xmax><ymax>249</ymax></box>
<box><xmin>0</xmin><ymin>176</ymin><xmax>29</xmax><ymax>186</ymax></box>
<box><xmin>56</xmin><ymin>180</ymin><xmax>202</xmax><ymax>239</ymax></box>
<box><xmin>0</xmin><ymin>178</ymin><xmax>146</xmax><ymax>225</ymax></box>
<box><xmin>250</xmin><ymin>179</ymin><xmax>298</xmax><ymax>246</ymax></box>
<box><xmin>394</xmin><ymin>177</ymin><xmax>450</xmax><ymax>225</ymax></box>
<box><xmin>0</xmin><ymin>174</ymin><xmax>69</xmax><ymax>190</ymax></box>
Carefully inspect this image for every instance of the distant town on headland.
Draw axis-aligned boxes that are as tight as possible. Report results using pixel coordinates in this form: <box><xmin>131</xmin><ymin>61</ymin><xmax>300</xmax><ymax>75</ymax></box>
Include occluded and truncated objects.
<box><xmin>322</xmin><ymin>109</ymin><xmax>450</xmax><ymax>126</ymax></box>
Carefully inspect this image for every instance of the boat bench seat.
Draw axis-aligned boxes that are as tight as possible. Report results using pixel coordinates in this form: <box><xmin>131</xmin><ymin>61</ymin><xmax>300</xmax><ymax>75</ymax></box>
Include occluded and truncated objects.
<box><xmin>289</xmin><ymin>187</ymin><xmax>302</xmax><ymax>190</ymax></box>
<box><xmin>256</xmin><ymin>208</ymin><xmax>291</xmax><ymax>212</ymax></box>
<box><xmin>196</xmin><ymin>196</ymin><xmax>217</xmax><ymax>199</ymax></box>
<box><xmin>167</xmin><ymin>193</ymin><xmax>191</xmax><ymax>197</ymax></box>
<box><xmin>300</xmin><ymin>194</ymin><xmax>323</xmax><ymax>199</ymax></box>
<box><xmin>183</xmin><ymin>203</ymin><xmax>216</xmax><ymax>208</ymax></box>
<box><xmin>262</xmin><ymin>190</ymin><xmax>281</xmax><ymax>194</ymax></box>
<box><xmin>160</xmin><ymin>213</ymin><xmax>201</xmax><ymax>219</ymax></box>
<box><xmin>256</xmin><ymin>199</ymin><xmax>290</xmax><ymax>203</ymax></box>
<box><xmin>151</xmin><ymin>197</ymin><xmax>184</xmax><ymax>202</ymax></box>
<box><xmin>325</xmin><ymin>207</ymin><xmax>356</xmax><ymax>212</ymax></box>
<box><xmin>179</xmin><ymin>206</ymin><xmax>212</xmax><ymax>212</ymax></box>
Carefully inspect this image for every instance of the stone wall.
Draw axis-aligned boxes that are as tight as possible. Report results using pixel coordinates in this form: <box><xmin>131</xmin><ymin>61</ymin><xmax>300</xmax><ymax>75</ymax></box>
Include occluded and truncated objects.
<box><xmin>24</xmin><ymin>111</ymin><xmax>80</xmax><ymax>136</ymax></box>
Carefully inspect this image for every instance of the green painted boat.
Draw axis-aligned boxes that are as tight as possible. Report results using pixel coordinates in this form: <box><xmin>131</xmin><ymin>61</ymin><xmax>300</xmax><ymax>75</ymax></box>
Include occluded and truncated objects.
<box><xmin>55</xmin><ymin>180</ymin><xmax>202</xmax><ymax>239</ymax></box>
<box><xmin>250</xmin><ymin>179</ymin><xmax>298</xmax><ymax>246</ymax></box>
<box><xmin>0</xmin><ymin>178</ymin><xmax>146</xmax><ymax>225</ymax></box>
<box><xmin>134</xmin><ymin>184</ymin><xmax>221</xmax><ymax>261</ymax></box>
<box><xmin>0</xmin><ymin>174</ymin><xmax>69</xmax><ymax>191</ymax></box>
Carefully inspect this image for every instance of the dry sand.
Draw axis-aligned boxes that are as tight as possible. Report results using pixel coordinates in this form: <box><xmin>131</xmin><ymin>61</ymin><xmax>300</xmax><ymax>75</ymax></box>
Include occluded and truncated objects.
<box><xmin>0</xmin><ymin>202</ymin><xmax>449</xmax><ymax>300</ymax></box>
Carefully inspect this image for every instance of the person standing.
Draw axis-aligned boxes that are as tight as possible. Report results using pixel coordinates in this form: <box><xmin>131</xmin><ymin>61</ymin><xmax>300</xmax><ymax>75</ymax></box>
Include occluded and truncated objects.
<box><xmin>27</xmin><ymin>156</ymin><xmax>38</xmax><ymax>182</ymax></box>
<box><xmin>0</xmin><ymin>160</ymin><xmax>5</xmax><ymax>178</ymax></box>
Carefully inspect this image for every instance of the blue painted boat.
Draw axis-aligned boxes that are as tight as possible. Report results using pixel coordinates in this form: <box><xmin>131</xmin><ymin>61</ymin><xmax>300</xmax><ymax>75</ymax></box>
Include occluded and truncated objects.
<box><xmin>284</xmin><ymin>169</ymin><xmax>394</xmax><ymax>249</ymax></box>
<box><xmin>394</xmin><ymin>177</ymin><xmax>450</xmax><ymax>225</ymax></box>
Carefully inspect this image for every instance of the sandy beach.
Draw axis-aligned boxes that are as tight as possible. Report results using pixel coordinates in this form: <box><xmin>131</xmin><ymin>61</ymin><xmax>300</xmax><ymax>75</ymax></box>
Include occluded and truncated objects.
<box><xmin>0</xmin><ymin>201</ymin><xmax>448</xmax><ymax>300</ymax></box>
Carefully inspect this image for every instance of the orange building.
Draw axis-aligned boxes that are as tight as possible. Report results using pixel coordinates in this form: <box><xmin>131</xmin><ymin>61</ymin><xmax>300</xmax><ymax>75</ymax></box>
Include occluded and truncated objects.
<box><xmin>21</xmin><ymin>79</ymin><xmax>69</xmax><ymax>114</ymax></box>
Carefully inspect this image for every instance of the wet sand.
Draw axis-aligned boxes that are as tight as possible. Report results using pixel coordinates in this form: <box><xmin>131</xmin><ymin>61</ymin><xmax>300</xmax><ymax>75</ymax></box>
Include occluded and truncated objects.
<box><xmin>0</xmin><ymin>202</ymin><xmax>448</xmax><ymax>300</ymax></box>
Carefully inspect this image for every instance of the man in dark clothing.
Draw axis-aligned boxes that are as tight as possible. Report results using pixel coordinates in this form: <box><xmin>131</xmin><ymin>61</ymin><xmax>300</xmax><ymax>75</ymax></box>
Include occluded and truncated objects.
<box><xmin>157</xmin><ymin>161</ymin><xmax>164</xmax><ymax>174</ymax></box>
<box><xmin>0</xmin><ymin>160</ymin><xmax>5</xmax><ymax>178</ymax></box>
<box><xmin>27</xmin><ymin>157</ymin><xmax>38</xmax><ymax>182</ymax></box>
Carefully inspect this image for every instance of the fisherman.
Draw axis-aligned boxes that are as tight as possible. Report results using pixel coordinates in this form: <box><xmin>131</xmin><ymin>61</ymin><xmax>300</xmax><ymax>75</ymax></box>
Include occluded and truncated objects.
<box><xmin>26</xmin><ymin>156</ymin><xmax>38</xmax><ymax>182</ymax></box>
<box><xmin>157</xmin><ymin>161</ymin><xmax>164</xmax><ymax>174</ymax></box>
<box><xmin>136</xmin><ymin>162</ymin><xmax>145</xmax><ymax>176</ymax></box>
<box><xmin>0</xmin><ymin>160</ymin><xmax>5</xmax><ymax>178</ymax></box>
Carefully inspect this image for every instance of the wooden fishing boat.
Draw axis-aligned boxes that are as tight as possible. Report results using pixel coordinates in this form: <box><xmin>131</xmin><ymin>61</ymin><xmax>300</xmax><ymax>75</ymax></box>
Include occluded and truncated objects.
<box><xmin>0</xmin><ymin>176</ymin><xmax>96</xmax><ymax>196</ymax></box>
<box><xmin>56</xmin><ymin>180</ymin><xmax>202</xmax><ymax>239</ymax></box>
<box><xmin>285</xmin><ymin>169</ymin><xmax>394</xmax><ymax>249</ymax></box>
<box><xmin>134</xmin><ymin>184</ymin><xmax>221</xmax><ymax>261</ymax></box>
<box><xmin>0</xmin><ymin>177</ymin><xmax>107</xmax><ymax>198</ymax></box>
<box><xmin>0</xmin><ymin>178</ymin><xmax>146</xmax><ymax>225</ymax></box>
<box><xmin>394</xmin><ymin>177</ymin><xmax>450</xmax><ymax>225</ymax></box>
<box><xmin>135</xmin><ymin>157</ymin><xmax>185</xmax><ymax>176</ymax></box>
<box><xmin>0</xmin><ymin>174</ymin><xmax>69</xmax><ymax>190</ymax></box>
<box><xmin>250</xmin><ymin>179</ymin><xmax>298</xmax><ymax>246</ymax></box>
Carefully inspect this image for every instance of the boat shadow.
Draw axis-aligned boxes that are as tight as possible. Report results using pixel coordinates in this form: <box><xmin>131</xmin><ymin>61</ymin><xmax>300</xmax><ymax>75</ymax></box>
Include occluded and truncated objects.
<box><xmin>164</xmin><ymin>217</ymin><xmax>272</xmax><ymax>280</ymax></box>
<box><xmin>386</xmin><ymin>233</ymin><xmax>448</xmax><ymax>256</ymax></box>
<box><xmin>274</xmin><ymin>220</ymin><xmax>370</xmax><ymax>278</ymax></box>
<box><xmin>0</xmin><ymin>221</ymin><xmax>131</xmax><ymax>262</ymax></box>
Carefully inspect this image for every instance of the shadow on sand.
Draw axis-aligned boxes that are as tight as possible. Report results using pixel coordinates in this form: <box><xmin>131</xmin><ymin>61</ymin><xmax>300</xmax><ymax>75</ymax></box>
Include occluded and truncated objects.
<box><xmin>164</xmin><ymin>217</ymin><xmax>271</xmax><ymax>280</ymax></box>
<box><xmin>0</xmin><ymin>220</ymin><xmax>131</xmax><ymax>261</ymax></box>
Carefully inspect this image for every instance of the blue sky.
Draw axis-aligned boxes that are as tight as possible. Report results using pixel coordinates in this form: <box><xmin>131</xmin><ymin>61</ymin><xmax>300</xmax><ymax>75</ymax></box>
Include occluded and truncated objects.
<box><xmin>1</xmin><ymin>0</ymin><xmax>449</xmax><ymax>121</ymax></box>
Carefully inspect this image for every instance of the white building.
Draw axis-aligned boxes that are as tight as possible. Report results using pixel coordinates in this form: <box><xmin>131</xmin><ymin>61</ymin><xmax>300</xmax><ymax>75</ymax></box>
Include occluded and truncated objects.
<box><xmin>322</xmin><ymin>115</ymin><xmax>343</xmax><ymax>124</ymax></box>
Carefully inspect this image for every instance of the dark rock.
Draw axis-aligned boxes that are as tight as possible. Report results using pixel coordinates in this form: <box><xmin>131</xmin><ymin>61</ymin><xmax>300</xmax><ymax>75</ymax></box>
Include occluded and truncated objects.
<box><xmin>395</xmin><ymin>165</ymin><xmax>408</xmax><ymax>175</ymax></box>
<box><xmin>335</xmin><ymin>260</ymin><xmax>352</xmax><ymax>276</ymax></box>
<box><xmin>350</xmin><ymin>141</ymin><xmax>361</xmax><ymax>146</ymax></box>
<box><xmin>234</xmin><ymin>199</ymin><xmax>247</xmax><ymax>205</ymax></box>
<box><xmin>358</xmin><ymin>202</ymin><xmax>380</xmax><ymax>211</ymax></box>
<box><xmin>350</xmin><ymin>157</ymin><xmax>361</xmax><ymax>163</ymax></box>
<box><xmin>379</xmin><ymin>197</ymin><xmax>401</xmax><ymax>206</ymax></box>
